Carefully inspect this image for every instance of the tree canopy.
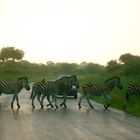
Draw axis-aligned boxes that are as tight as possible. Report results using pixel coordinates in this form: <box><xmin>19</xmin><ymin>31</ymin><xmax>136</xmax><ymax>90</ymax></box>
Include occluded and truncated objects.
<box><xmin>0</xmin><ymin>47</ymin><xmax>24</xmax><ymax>64</ymax></box>
<box><xmin>106</xmin><ymin>53</ymin><xmax>140</xmax><ymax>75</ymax></box>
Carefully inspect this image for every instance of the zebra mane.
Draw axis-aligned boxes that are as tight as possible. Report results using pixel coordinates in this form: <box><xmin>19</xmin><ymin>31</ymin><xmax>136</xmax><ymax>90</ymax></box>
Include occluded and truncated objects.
<box><xmin>17</xmin><ymin>76</ymin><xmax>28</xmax><ymax>81</ymax></box>
<box><xmin>69</xmin><ymin>75</ymin><xmax>77</xmax><ymax>80</ymax></box>
<box><xmin>104</xmin><ymin>76</ymin><xmax>120</xmax><ymax>83</ymax></box>
<box><xmin>55</xmin><ymin>76</ymin><xmax>68</xmax><ymax>82</ymax></box>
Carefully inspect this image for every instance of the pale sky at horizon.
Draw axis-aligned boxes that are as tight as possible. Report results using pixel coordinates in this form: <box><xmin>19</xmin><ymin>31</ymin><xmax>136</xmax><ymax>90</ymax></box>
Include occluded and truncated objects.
<box><xmin>0</xmin><ymin>0</ymin><xmax>140</xmax><ymax>65</ymax></box>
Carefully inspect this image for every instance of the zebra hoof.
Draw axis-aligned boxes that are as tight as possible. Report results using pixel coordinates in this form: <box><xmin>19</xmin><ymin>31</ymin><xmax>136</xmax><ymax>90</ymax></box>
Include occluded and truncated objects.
<box><xmin>11</xmin><ymin>103</ymin><xmax>13</xmax><ymax>108</ymax></box>
<box><xmin>78</xmin><ymin>106</ymin><xmax>81</xmax><ymax>110</ymax></box>
<box><xmin>104</xmin><ymin>105</ymin><xmax>109</xmax><ymax>110</ymax></box>
<box><xmin>17</xmin><ymin>106</ymin><xmax>20</xmax><ymax>109</ymax></box>
<box><xmin>55</xmin><ymin>105</ymin><xmax>59</xmax><ymax>109</ymax></box>
<box><xmin>60</xmin><ymin>103</ymin><xmax>63</xmax><ymax>107</ymax></box>
<box><xmin>17</xmin><ymin>104</ymin><xmax>20</xmax><ymax>109</ymax></box>
<box><xmin>51</xmin><ymin>105</ymin><xmax>54</xmax><ymax>108</ymax></box>
<box><xmin>41</xmin><ymin>105</ymin><xmax>44</xmax><ymax>109</ymax></box>
<box><xmin>32</xmin><ymin>106</ymin><xmax>35</xmax><ymax>109</ymax></box>
<box><xmin>90</xmin><ymin>106</ymin><xmax>94</xmax><ymax>109</ymax></box>
<box><xmin>78</xmin><ymin>104</ymin><xmax>81</xmax><ymax>109</ymax></box>
<box><xmin>78</xmin><ymin>106</ymin><xmax>81</xmax><ymax>109</ymax></box>
<box><xmin>46</xmin><ymin>104</ymin><xmax>50</xmax><ymax>107</ymax></box>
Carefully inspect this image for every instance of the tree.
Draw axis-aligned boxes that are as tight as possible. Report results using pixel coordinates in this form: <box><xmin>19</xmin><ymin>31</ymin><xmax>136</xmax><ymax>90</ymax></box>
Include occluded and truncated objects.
<box><xmin>119</xmin><ymin>53</ymin><xmax>140</xmax><ymax>64</ymax></box>
<box><xmin>106</xmin><ymin>60</ymin><xmax>118</xmax><ymax>70</ymax></box>
<box><xmin>0</xmin><ymin>47</ymin><xmax>24</xmax><ymax>64</ymax></box>
<box><xmin>119</xmin><ymin>53</ymin><xmax>140</xmax><ymax>75</ymax></box>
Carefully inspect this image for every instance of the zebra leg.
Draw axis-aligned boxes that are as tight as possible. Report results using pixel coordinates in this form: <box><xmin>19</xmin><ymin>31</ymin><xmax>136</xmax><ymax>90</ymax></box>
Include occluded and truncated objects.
<box><xmin>37</xmin><ymin>94</ymin><xmax>41</xmax><ymax>104</ymax></box>
<box><xmin>60</xmin><ymin>93</ymin><xmax>67</xmax><ymax>108</ymax></box>
<box><xmin>103</xmin><ymin>94</ymin><xmax>111</xmax><ymax>110</ymax></box>
<box><xmin>40</xmin><ymin>94</ymin><xmax>47</xmax><ymax>109</ymax></box>
<box><xmin>105</xmin><ymin>103</ymin><xmax>110</xmax><ymax>110</ymax></box>
<box><xmin>11</xmin><ymin>94</ymin><xmax>16</xmax><ymax>108</ymax></box>
<box><xmin>31</xmin><ymin>94</ymin><xmax>37</xmax><ymax>109</ymax></box>
<box><xmin>46</xmin><ymin>95</ymin><xmax>53</xmax><ymax>107</ymax></box>
<box><xmin>78</xmin><ymin>94</ymin><xmax>86</xmax><ymax>109</ymax></box>
<box><xmin>46</xmin><ymin>96</ymin><xmax>50</xmax><ymax>106</ymax></box>
<box><xmin>46</xmin><ymin>96</ymin><xmax>51</xmax><ymax>107</ymax></box>
<box><xmin>47</xmin><ymin>95</ymin><xmax>54</xmax><ymax>108</ymax></box>
<box><xmin>49</xmin><ymin>94</ymin><xmax>58</xmax><ymax>109</ymax></box>
<box><xmin>54</xmin><ymin>96</ymin><xmax>59</xmax><ymax>109</ymax></box>
<box><xmin>86</xmin><ymin>93</ymin><xmax>94</xmax><ymax>109</ymax></box>
<box><xmin>15</xmin><ymin>95</ymin><xmax>20</xmax><ymax>108</ymax></box>
<box><xmin>0</xmin><ymin>90</ymin><xmax>2</xmax><ymax>96</ymax></box>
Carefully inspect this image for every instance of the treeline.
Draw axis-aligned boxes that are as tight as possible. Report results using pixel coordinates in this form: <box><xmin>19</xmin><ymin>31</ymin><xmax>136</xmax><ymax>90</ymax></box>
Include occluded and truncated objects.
<box><xmin>106</xmin><ymin>53</ymin><xmax>140</xmax><ymax>76</ymax></box>
<box><xmin>0</xmin><ymin>49</ymin><xmax>140</xmax><ymax>83</ymax></box>
<box><xmin>0</xmin><ymin>60</ymin><xmax>105</xmax><ymax>81</ymax></box>
<box><xmin>1</xmin><ymin>47</ymin><xmax>140</xmax><ymax>85</ymax></box>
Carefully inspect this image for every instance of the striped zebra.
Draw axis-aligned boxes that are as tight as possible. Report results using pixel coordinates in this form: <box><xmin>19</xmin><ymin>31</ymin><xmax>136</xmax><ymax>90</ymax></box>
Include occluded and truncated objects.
<box><xmin>124</xmin><ymin>83</ymin><xmax>140</xmax><ymax>108</ymax></box>
<box><xmin>59</xmin><ymin>75</ymin><xmax>79</xmax><ymax>108</ymax></box>
<box><xmin>42</xmin><ymin>75</ymin><xmax>78</xmax><ymax>108</ymax></box>
<box><xmin>0</xmin><ymin>77</ymin><xmax>30</xmax><ymax>108</ymax></box>
<box><xmin>78</xmin><ymin>76</ymin><xmax>123</xmax><ymax>110</ymax></box>
<box><xmin>30</xmin><ymin>76</ymin><xmax>71</xmax><ymax>109</ymax></box>
<box><xmin>30</xmin><ymin>79</ymin><xmax>58</xmax><ymax>109</ymax></box>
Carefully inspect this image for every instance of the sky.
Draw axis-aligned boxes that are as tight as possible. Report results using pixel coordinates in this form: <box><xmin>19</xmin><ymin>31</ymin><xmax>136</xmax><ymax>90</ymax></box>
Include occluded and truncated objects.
<box><xmin>0</xmin><ymin>0</ymin><xmax>140</xmax><ymax>65</ymax></box>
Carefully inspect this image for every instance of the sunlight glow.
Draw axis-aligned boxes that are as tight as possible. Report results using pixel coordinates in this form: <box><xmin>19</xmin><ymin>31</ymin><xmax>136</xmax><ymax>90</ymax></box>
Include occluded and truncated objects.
<box><xmin>0</xmin><ymin>0</ymin><xmax>140</xmax><ymax>65</ymax></box>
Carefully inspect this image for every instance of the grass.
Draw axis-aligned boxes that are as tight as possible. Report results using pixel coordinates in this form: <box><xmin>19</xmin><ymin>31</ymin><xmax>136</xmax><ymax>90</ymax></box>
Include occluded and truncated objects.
<box><xmin>78</xmin><ymin>75</ymin><xmax>140</xmax><ymax>117</ymax></box>
<box><xmin>123</xmin><ymin>96</ymin><xmax>140</xmax><ymax>116</ymax></box>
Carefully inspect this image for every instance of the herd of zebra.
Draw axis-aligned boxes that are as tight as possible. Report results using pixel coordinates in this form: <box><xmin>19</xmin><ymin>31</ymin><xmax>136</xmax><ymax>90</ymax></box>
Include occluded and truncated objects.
<box><xmin>0</xmin><ymin>75</ymin><xmax>139</xmax><ymax>110</ymax></box>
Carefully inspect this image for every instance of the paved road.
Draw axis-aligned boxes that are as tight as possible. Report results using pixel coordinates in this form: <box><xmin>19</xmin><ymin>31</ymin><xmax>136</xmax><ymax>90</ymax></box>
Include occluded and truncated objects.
<box><xmin>0</xmin><ymin>88</ymin><xmax>140</xmax><ymax>140</ymax></box>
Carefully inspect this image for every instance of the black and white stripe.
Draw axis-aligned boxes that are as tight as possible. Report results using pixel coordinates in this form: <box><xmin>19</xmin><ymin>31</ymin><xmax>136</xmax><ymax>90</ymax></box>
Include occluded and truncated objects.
<box><xmin>78</xmin><ymin>76</ymin><xmax>123</xmax><ymax>110</ymax></box>
<box><xmin>124</xmin><ymin>83</ymin><xmax>140</xmax><ymax>108</ymax></box>
<box><xmin>0</xmin><ymin>77</ymin><xmax>30</xmax><ymax>108</ymax></box>
<box><xmin>31</xmin><ymin>75</ymin><xmax>78</xmax><ymax>109</ymax></box>
<box><xmin>30</xmin><ymin>79</ymin><xmax>59</xmax><ymax>109</ymax></box>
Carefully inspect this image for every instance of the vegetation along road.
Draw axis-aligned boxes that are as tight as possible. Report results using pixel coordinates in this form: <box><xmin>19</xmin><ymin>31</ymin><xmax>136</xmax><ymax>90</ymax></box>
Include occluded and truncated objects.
<box><xmin>0</xmin><ymin>88</ymin><xmax>140</xmax><ymax>140</ymax></box>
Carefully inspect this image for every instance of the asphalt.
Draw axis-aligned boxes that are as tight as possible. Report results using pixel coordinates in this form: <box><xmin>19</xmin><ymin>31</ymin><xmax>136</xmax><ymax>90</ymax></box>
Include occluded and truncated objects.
<box><xmin>0</xmin><ymin>88</ymin><xmax>140</xmax><ymax>140</ymax></box>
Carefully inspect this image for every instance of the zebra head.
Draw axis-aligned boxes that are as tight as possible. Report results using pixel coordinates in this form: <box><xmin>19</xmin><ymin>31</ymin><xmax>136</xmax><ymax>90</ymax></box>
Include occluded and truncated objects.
<box><xmin>68</xmin><ymin>75</ymin><xmax>79</xmax><ymax>89</ymax></box>
<box><xmin>105</xmin><ymin>76</ymin><xmax>123</xmax><ymax>90</ymax></box>
<box><xmin>17</xmin><ymin>77</ymin><xmax>30</xmax><ymax>91</ymax></box>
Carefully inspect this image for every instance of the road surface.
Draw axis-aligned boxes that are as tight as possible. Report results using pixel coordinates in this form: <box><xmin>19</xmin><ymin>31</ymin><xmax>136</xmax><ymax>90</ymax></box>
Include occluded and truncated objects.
<box><xmin>0</xmin><ymin>88</ymin><xmax>140</xmax><ymax>140</ymax></box>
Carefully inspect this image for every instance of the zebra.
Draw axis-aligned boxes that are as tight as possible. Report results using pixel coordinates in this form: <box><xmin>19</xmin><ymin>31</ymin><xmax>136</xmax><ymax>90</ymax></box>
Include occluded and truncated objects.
<box><xmin>42</xmin><ymin>75</ymin><xmax>78</xmax><ymax>108</ymax></box>
<box><xmin>123</xmin><ymin>83</ymin><xmax>140</xmax><ymax>109</ymax></box>
<box><xmin>30</xmin><ymin>76</ymin><xmax>72</xmax><ymax>109</ymax></box>
<box><xmin>59</xmin><ymin>75</ymin><xmax>79</xmax><ymax>108</ymax></box>
<box><xmin>30</xmin><ymin>79</ymin><xmax>59</xmax><ymax>109</ymax></box>
<box><xmin>0</xmin><ymin>76</ymin><xmax>30</xmax><ymax>108</ymax></box>
<box><xmin>78</xmin><ymin>76</ymin><xmax>123</xmax><ymax>110</ymax></box>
